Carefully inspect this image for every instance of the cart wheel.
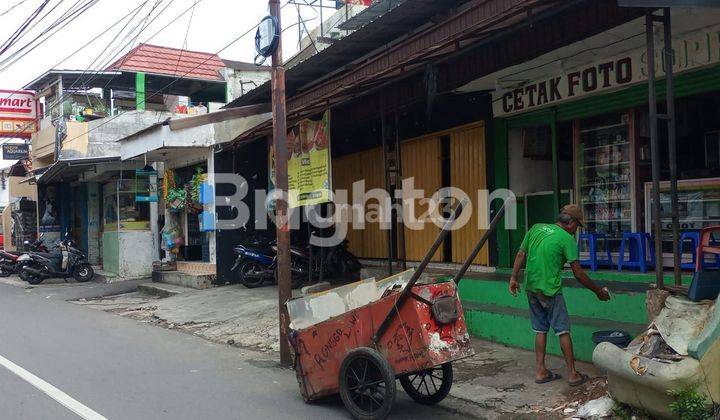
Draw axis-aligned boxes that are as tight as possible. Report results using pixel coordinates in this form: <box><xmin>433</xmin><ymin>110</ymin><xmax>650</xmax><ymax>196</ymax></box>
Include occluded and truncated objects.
<box><xmin>339</xmin><ymin>347</ymin><xmax>396</xmax><ymax>420</ymax></box>
<box><xmin>399</xmin><ymin>362</ymin><xmax>453</xmax><ymax>405</ymax></box>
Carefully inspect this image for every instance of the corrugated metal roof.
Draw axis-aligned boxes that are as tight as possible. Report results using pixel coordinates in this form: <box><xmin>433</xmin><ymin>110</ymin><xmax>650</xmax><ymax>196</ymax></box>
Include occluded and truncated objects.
<box><xmin>107</xmin><ymin>43</ymin><xmax>225</xmax><ymax>81</ymax></box>
<box><xmin>224</xmin><ymin>0</ymin><xmax>468</xmax><ymax>109</ymax></box>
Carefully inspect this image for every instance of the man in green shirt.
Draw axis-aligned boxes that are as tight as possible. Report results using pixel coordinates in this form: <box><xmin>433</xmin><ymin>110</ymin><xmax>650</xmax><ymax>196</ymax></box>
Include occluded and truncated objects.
<box><xmin>509</xmin><ymin>204</ymin><xmax>610</xmax><ymax>386</ymax></box>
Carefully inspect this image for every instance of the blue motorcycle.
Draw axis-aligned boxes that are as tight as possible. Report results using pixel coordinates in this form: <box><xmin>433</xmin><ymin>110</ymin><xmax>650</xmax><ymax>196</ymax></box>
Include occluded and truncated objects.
<box><xmin>231</xmin><ymin>235</ymin><xmax>309</xmax><ymax>289</ymax></box>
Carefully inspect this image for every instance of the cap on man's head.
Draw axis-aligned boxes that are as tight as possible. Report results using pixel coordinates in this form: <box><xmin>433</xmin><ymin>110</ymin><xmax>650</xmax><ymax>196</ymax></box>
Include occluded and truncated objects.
<box><xmin>561</xmin><ymin>204</ymin><xmax>585</xmax><ymax>227</ymax></box>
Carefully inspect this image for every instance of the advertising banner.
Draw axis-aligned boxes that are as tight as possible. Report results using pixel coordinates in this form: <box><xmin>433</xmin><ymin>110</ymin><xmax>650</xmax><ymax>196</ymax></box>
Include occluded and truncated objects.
<box><xmin>0</xmin><ymin>90</ymin><xmax>38</xmax><ymax>139</ymax></box>
<box><xmin>2</xmin><ymin>143</ymin><xmax>29</xmax><ymax>160</ymax></box>
<box><xmin>269</xmin><ymin>111</ymin><xmax>332</xmax><ymax>209</ymax></box>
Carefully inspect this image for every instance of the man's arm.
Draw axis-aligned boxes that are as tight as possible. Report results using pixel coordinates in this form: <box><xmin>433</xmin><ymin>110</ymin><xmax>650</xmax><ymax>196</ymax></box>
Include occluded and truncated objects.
<box><xmin>509</xmin><ymin>250</ymin><xmax>526</xmax><ymax>297</ymax></box>
<box><xmin>570</xmin><ymin>261</ymin><xmax>610</xmax><ymax>301</ymax></box>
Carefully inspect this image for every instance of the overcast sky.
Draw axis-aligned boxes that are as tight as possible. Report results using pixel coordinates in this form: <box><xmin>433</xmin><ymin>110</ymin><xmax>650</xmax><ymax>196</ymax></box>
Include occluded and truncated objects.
<box><xmin>0</xmin><ymin>0</ymin><xmax>322</xmax><ymax>89</ymax></box>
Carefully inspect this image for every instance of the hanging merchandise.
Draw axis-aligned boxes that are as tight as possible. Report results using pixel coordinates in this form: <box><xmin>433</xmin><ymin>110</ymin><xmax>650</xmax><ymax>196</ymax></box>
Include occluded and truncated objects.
<box><xmin>162</xmin><ymin>169</ymin><xmax>176</xmax><ymax>202</ymax></box>
<box><xmin>160</xmin><ymin>217</ymin><xmax>184</xmax><ymax>255</ymax></box>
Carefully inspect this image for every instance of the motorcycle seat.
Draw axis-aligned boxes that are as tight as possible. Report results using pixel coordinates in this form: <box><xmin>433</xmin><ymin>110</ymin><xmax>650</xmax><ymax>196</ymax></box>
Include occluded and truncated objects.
<box><xmin>32</xmin><ymin>252</ymin><xmax>62</xmax><ymax>259</ymax></box>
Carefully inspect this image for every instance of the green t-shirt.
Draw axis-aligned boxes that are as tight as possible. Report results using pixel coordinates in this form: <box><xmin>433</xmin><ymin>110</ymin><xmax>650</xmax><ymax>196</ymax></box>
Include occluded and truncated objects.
<box><xmin>519</xmin><ymin>223</ymin><xmax>579</xmax><ymax>296</ymax></box>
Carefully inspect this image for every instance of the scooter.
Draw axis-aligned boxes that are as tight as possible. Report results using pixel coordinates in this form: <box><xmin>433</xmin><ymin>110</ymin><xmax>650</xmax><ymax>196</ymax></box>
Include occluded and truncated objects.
<box><xmin>230</xmin><ymin>235</ymin><xmax>309</xmax><ymax>289</ymax></box>
<box><xmin>20</xmin><ymin>235</ymin><xmax>94</xmax><ymax>285</ymax></box>
<box><xmin>0</xmin><ymin>235</ymin><xmax>48</xmax><ymax>277</ymax></box>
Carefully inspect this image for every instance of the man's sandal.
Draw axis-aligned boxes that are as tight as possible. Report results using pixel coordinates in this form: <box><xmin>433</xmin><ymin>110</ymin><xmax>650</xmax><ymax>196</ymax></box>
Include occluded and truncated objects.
<box><xmin>535</xmin><ymin>371</ymin><xmax>562</xmax><ymax>384</ymax></box>
<box><xmin>569</xmin><ymin>373</ymin><xmax>589</xmax><ymax>387</ymax></box>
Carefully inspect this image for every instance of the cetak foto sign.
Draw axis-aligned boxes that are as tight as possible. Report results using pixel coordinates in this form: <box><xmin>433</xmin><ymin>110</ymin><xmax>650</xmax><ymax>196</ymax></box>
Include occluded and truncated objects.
<box><xmin>0</xmin><ymin>89</ymin><xmax>39</xmax><ymax>139</ymax></box>
<box><xmin>493</xmin><ymin>23</ymin><xmax>720</xmax><ymax>117</ymax></box>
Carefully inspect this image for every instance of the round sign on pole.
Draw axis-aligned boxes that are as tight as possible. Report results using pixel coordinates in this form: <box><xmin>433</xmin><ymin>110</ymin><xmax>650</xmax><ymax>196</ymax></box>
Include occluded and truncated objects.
<box><xmin>255</xmin><ymin>15</ymin><xmax>280</xmax><ymax>61</ymax></box>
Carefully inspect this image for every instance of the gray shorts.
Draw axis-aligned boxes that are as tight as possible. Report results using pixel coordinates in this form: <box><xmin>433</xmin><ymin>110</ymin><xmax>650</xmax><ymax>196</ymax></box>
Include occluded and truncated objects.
<box><xmin>527</xmin><ymin>291</ymin><xmax>570</xmax><ymax>335</ymax></box>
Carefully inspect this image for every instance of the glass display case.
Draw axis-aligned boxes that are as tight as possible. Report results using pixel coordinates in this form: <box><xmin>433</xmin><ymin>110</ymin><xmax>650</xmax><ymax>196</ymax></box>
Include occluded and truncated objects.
<box><xmin>577</xmin><ymin>113</ymin><xmax>635</xmax><ymax>248</ymax></box>
<box><xmin>644</xmin><ymin>177</ymin><xmax>720</xmax><ymax>252</ymax></box>
<box><xmin>103</xmin><ymin>179</ymin><xmax>151</xmax><ymax>231</ymax></box>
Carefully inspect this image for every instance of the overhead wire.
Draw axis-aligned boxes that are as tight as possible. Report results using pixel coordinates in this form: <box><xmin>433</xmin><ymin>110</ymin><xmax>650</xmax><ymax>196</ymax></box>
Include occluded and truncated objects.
<box><xmin>0</xmin><ymin>0</ymin><xmax>31</xmax><ymax>17</ymax></box>
<box><xmin>2</xmin><ymin>0</ymin><xmax>298</xmax><ymax>143</ymax></box>
<box><xmin>0</xmin><ymin>0</ymin><xmax>51</xmax><ymax>57</ymax></box>
<box><xmin>0</xmin><ymin>0</ymin><xmax>196</xmax><ymax>141</ymax></box>
<box><xmin>0</xmin><ymin>0</ymin><xmax>100</xmax><ymax>70</ymax></box>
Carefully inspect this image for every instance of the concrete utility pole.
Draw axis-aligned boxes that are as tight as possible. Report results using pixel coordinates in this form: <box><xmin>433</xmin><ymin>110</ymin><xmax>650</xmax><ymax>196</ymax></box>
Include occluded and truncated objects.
<box><xmin>269</xmin><ymin>0</ymin><xmax>292</xmax><ymax>366</ymax></box>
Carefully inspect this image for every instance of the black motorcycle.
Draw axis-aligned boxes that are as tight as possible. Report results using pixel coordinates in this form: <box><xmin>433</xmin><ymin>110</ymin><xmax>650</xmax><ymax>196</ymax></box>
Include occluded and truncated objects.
<box><xmin>20</xmin><ymin>237</ymin><xmax>94</xmax><ymax>285</ymax></box>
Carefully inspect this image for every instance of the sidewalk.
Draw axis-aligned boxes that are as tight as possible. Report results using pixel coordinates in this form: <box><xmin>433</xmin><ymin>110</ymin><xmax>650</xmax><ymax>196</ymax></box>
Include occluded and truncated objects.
<box><xmin>75</xmin><ymin>283</ymin><xmax>607</xmax><ymax>418</ymax></box>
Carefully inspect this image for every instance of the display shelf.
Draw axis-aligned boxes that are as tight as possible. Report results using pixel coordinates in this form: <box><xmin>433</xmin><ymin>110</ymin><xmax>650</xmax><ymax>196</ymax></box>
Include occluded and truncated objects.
<box><xmin>583</xmin><ymin>141</ymin><xmax>630</xmax><ymax>151</ymax></box>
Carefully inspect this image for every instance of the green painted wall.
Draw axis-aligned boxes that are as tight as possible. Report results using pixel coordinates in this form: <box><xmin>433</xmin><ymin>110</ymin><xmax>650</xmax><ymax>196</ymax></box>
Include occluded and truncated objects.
<box><xmin>102</xmin><ymin>231</ymin><xmax>120</xmax><ymax>276</ymax></box>
<box><xmin>135</xmin><ymin>72</ymin><xmax>146</xmax><ymax>111</ymax></box>
<box><xmin>458</xmin><ymin>277</ymin><xmax>649</xmax><ymax>361</ymax></box>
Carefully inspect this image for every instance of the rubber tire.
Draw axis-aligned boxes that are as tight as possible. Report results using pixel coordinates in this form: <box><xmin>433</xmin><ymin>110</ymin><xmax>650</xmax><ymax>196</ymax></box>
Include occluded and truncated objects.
<box><xmin>339</xmin><ymin>347</ymin><xmax>396</xmax><ymax>420</ymax></box>
<box><xmin>0</xmin><ymin>263</ymin><xmax>13</xmax><ymax>277</ymax></box>
<box><xmin>73</xmin><ymin>264</ymin><xmax>94</xmax><ymax>282</ymax></box>
<box><xmin>398</xmin><ymin>362</ymin><xmax>453</xmax><ymax>405</ymax></box>
<box><xmin>239</xmin><ymin>261</ymin><xmax>266</xmax><ymax>288</ymax></box>
<box><xmin>18</xmin><ymin>268</ymin><xmax>31</xmax><ymax>282</ymax></box>
<box><xmin>26</xmin><ymin>273</ymin><xmax>43</xmax><ymax>285</ymax></box>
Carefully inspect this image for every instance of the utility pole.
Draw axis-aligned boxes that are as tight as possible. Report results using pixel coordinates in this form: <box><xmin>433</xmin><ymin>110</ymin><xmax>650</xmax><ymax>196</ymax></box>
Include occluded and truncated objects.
<box><xmin>269</xmin><ymin>0</ymin><xmax>292</xmax><ymax>366</ymax></box>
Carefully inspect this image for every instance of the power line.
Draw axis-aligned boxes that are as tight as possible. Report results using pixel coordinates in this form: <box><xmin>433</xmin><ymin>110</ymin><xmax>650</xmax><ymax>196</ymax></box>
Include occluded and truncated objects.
<box><xmin>0</xmin><ymin>0</ymin><xmax>31</xmax><ymax>17</ymax></box>
<box><xmin>0</xmin><ymin>0</ymin><xmax>51</xmax><ymax>57</ymax></box>
<box><xmin>0</xmin><ymin>0</ymin><xmax>100</xmax><ymax>71</ymax></box>
<box><xmin>0</xmin><ymin>0</ymin><xmax>195</xmax><ymax>141</ymax></box>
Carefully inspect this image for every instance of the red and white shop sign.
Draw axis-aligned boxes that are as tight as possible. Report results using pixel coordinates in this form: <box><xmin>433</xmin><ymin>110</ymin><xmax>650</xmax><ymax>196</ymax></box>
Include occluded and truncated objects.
<box><xmin>0</xmin><ymin>89</ymin><xmax>39</xmax><ymax>139</ymax></box>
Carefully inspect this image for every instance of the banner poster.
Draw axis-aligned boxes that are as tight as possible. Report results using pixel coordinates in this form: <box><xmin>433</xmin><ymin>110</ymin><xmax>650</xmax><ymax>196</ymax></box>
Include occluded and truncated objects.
<box><xmin>269</xmin><ymin>111</ymin><xmax>332</xmax><ymax>209</ymax></box>
<box><xmin>38</xmin><ymin>184</ymin><xmax>61</xmax><ymax>233</ymax></box>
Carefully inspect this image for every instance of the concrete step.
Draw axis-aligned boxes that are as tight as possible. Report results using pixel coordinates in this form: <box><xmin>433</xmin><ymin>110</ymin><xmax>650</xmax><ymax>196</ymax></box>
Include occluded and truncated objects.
<box><xmin>137</xmin><ymin>282</ymin><xmax>189</xmax><ymax>298</ymax></box>
<box><xmin>151</xmin><ymin>270</ymin><xmax>215</xmax><ymax>290</ymax></box>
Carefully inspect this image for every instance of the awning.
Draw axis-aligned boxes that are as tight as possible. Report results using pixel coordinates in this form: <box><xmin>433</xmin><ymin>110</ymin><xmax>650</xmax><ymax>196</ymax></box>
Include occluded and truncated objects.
<box><xmin>36</xmin><ymin>156</ymin><xmax>121</xmax><ymax>184</ymax></box>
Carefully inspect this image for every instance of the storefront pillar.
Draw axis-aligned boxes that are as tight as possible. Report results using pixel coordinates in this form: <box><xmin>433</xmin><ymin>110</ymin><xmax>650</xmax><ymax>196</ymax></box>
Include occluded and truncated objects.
<box><xmin>550</xmin><ymin>112</ymin><xmax>560</xmax><ymax>217</ymax></box>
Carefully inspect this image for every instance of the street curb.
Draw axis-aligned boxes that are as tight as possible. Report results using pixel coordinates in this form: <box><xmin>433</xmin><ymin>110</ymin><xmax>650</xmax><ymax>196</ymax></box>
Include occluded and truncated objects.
<box><xmin>137</xmin><ymin>283</ymin><xmax>188</xmax><ymax>298</ymax></box>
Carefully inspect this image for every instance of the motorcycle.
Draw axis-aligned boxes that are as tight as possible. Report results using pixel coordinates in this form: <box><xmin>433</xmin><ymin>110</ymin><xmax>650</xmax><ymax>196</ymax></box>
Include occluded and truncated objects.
<box><xmin>230</xmin><ymin>234</ymin><xmax>309</xmax><ymax>289</ymax></box>
<box><xmin>20</xmin><ymin>235</ymin><xmax>94</xmax><ymax>285</ymax></box>
<box><xmin>0</xmin><ymin>235</ymin><xmax>48</xmax><ymax>277</ymax></box>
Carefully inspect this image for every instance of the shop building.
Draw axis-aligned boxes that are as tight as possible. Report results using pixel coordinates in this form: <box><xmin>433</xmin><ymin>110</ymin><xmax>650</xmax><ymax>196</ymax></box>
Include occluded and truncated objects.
<box><xmin>22</xmin><ymin>44</ymin><xmax>230</xmax><ymax>278</ymax></box>
<box><xmin>220</xmin><ymin>0</ymin><xmax>689</xmax><ymax>360</ymax></box>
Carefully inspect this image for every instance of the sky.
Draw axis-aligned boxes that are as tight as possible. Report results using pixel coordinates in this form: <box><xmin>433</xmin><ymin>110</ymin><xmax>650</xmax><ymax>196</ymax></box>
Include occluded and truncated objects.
<box><xmin>0</xmin><ymin>0</ymin><xmax>323</xmax><ymax>89</ymax></box>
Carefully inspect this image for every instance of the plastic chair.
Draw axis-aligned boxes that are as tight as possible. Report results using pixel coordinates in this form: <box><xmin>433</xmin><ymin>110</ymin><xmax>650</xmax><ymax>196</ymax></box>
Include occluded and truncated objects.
<box><xmin>679</xmin><ymin>231</ymin><xmax>701</xmax><ymax>270</ymax></box>
<box><xmin>617</xmin><ymin>232</ymin><xmax>655</xmax><ymax>273</ymax></box>
<box><xmin>689</xmin><ymin>226</ymin><xmax>720</xmax><ymax>301</ymax></box>
<box><xmin>578</xmin><ymin>232</ymin><xmax>612</xmax><ymax>271</ymax></box>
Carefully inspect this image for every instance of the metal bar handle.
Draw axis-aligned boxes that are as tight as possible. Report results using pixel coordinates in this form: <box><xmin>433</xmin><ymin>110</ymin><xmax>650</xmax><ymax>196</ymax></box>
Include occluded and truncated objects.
<box><xmin>452</xmin><ymin>198</ymin><xmax>510</xmax><ymax>284</ymax></box>
<box><xmin>372</xmin><ymin>198</ymin><xmax>468</xmax><ymax>345</ymax></box>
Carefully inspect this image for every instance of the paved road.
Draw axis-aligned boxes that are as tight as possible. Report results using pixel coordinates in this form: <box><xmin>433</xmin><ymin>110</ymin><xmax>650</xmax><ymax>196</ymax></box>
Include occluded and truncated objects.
<box><xmin>0</xmin><ymin>280</ymin><xmax>470</xmax><ymax>420</ymax></box>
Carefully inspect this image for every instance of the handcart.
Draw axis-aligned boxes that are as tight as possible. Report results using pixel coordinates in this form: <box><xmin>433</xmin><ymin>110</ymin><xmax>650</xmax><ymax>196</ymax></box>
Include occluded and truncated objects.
<box><xmin>287</xmin><ymin>199</ymin><xmax>509</xmax><ymax>419</ymax></box>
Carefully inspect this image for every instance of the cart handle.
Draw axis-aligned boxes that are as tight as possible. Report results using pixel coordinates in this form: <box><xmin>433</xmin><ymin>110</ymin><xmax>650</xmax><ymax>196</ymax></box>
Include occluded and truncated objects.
<box><xmin>371</xmin><ymin>198</ymin><xmax>467</xmax><ymax>345</ymax></box>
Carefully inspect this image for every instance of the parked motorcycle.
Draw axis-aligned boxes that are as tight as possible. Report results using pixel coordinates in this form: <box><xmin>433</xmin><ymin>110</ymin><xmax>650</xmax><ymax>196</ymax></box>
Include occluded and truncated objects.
<box><xmin>20</xmin><ymin>235</ymin><xmax>94</xmax><ymax>285</ymax></box>
<box><xmin>230</xmin><ymin>234</ymin><xmax>309</xmax><ymax>289</ymax></box>
<box><xmin>0</xmin><ymin>235</ymin><xmax>49</xmax><ymax>277</ymax></box>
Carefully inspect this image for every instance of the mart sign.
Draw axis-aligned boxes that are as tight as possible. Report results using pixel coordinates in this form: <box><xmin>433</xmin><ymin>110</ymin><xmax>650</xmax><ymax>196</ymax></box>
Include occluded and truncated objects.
<box><xmin>0</xmin><ymin>89</ymin><xmax>39</xmax><ymax>139</ymax></box>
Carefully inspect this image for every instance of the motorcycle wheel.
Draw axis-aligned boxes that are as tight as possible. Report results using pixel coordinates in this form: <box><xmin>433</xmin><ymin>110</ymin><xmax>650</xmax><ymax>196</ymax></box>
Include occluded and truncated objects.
<box><xmin>26</xmin><ymin>273</ymin><xmax>43</xmax><ymax>285</ymax></box>
<box><xmin>0</xmin><ymin>263</ymin><xmax>13</xmax><ymax>277</ymax></box>
<box><xmin>73</xmin><ymin>264</ymin><xmax>94</xmax><ymax>282</ymax></box>
<box><xmin>239</xmin><ymin>261</ymin><xmax>266</xmax><ymax>288</ymax></box>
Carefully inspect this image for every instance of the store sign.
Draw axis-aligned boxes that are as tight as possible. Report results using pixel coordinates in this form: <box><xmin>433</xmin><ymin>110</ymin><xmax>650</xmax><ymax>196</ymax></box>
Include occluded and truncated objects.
<box><xmin>269</xmin><ymin>111</ymin><xmax>332</xmax><ymax>209</ymax></box>
<box><xmin>493</xmin><ymin>24</ymin><xmax>720</xmax><ymax>117</ymax></box>
<box><xmin>0</xmin><ymin>90</ymin><xmax>38</xmax><ymax>139</ymax></box>
<box><xmin>2</xmin><ymin>143</ymin><xmax>29</xmax><ymax>160</ymax></box>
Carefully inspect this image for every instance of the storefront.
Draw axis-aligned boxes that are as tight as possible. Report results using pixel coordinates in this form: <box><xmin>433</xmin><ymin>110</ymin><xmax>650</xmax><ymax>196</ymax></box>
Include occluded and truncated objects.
<box><xmin>479</xmin><ymin>10</ymin><xmax>720</xmax><ymax>267</ymax></box>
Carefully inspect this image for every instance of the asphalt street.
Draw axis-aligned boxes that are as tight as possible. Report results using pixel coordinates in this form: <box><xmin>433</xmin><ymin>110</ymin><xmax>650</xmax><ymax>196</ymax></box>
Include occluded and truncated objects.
<box><xmin>0</xmin><ymin>280</ymin><xmax>471</xmax><ymax>420</ymax></box>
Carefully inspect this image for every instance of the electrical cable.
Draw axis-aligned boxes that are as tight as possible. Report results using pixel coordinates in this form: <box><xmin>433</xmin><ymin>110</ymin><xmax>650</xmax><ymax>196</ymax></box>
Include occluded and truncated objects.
<box><xmin>0</xmin><ymin>0</ymin><xmax>51</xmax><ymax>57</ymax></box>
<box><xmin>0</xmin><ymin>0</ymin><xmax>31</xmax><ymax>17</ymax></box>
<box><xmin>0</xmin><ymin>0</ymin><xmax>100</xmax><ymax>70</ymax></box>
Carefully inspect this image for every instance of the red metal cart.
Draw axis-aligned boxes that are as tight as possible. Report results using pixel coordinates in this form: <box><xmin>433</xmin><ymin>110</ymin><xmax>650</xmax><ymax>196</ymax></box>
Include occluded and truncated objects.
<box><xmin>288</xmin><ymin>200</ymin><xmax>509</xmax><ymax>419</ymax></box>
